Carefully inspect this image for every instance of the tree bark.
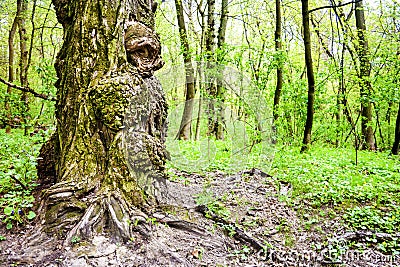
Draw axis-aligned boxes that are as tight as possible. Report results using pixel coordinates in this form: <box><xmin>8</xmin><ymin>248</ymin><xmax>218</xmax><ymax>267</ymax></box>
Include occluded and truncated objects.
<box><xmin>273</xmin><ymin>0</ymin><xmax>283</xmax><ymax>122</ymax></box>
<box><xmin>392</xmin><ymin>102</ymin><xmax>400</xmax><ymax>155</ymax></box>
<box><xmin>175</xmin><ymin>0</ymin><xmax>196</xmax><ymax>140</ymax></box>
<box><xmin>36</xmin><ymin>0</ymin><xmax>167</xmax><ymax>244</ymax></box>
<box><xmin>300</xmin><ymin>0</ymin><xmax>316</xmax><ymax>153</ymax></box>
<box><xmin>17</xmin><ymin>0</ymin><xmax>29</xmax><ymax>136</ymax></box>
<box><xmin>355</xmin><ymin>0</ymin><xmax>376</xmax><ymax>150</ymax></box>
<box><xmin>205</xmin><ymin>0</ymin><xmax>218</xmax><ymax>138</ymax></box>
<box><xmin>5</xmin><ymin>0</ymin><xmax>21</xmax><ymax>134</ymax></box>
<box><xmin>215</xmin><ymin>0</ymin><xmax>228</xmax><ymax>140</ymax></box>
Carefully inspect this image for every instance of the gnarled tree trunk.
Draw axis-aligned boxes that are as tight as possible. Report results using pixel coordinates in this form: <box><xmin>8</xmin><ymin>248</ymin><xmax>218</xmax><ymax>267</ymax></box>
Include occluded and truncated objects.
<box><xmin>36</xmin><ymin>0</ymin><xmax>167</xmax><ymax>244</ymax></box>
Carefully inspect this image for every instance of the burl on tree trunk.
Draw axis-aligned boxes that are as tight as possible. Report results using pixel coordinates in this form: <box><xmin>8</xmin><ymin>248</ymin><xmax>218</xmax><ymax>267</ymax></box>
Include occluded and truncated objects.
<box><xmin>36</xmin><ymin>0</ymin><xmax>167</xmax><ymax>244</ymax></box>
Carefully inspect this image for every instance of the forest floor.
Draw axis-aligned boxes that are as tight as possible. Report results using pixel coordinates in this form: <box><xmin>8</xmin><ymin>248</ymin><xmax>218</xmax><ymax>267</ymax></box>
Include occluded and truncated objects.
<box><xmin>1</xmin><ymin>167</ymin><xmax>399</xmax><ymax>266</ymax></box>
<box><xmin>0</xmin><ymin>130</ymin><xmax>399</xmax><ymax>266</ymax></box>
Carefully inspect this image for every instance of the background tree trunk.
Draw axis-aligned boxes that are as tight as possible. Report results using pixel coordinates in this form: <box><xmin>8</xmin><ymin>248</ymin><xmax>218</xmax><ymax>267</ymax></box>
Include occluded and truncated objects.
<box><xmin>175</xmin><ymin>0</ymin><xmax>196</xmax><ymax>140</ymax></box>
<box><xmin>205</xmin><ymin>0</ymin><xmax>218</xmax><ymax>138</ymax></box>
<box><xmin>300</xmin><ymin>0</ymin><xmax>316</xmax><ymax>152</ymax></box>
<box><xmin>392</xmin><ymin>102</ymin><xmax>400</xmax><ymax>155</ymax></box>
<box><xmin>5</xmin><ymin>0</ymin><xmax>21</xmax><ymax>134</ymax></box>
<box><xmin>215</xmin><ymin>0</ymin><xmax>228</xmax><ymax>140</ymax></box>
<box><xmin>36</xmin><ymin>0</ymin><xmax>167</xmax><ymax>244</ymax></box>
<box><xmin>17</xmin><ymin>0</ymin><xmax>29</xmax><ymax>136</ymax></box>
<box><xmin>273</xmin><ymin>0</ymin><xmax>283</xmax><ymax>122</ymax></box>
<box><xmin>355</xmin><ymin>0</ymin><xmax>375</xmax><ymax>150</ymax></box>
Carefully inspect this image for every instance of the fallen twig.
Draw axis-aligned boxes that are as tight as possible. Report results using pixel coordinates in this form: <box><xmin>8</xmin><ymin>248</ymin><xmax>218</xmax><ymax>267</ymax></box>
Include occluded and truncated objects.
<box><xmin>10</xmin><ymin>175</ymin><xmax>28</xmax><ymax>191</ymax></box>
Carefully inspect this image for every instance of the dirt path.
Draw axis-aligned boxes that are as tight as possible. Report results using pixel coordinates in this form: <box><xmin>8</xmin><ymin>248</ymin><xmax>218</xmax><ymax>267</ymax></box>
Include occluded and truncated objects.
<box><xmin>1</xmin><ymin>169</ymin><xmax>398</xmax><ymax>266</ymax></box>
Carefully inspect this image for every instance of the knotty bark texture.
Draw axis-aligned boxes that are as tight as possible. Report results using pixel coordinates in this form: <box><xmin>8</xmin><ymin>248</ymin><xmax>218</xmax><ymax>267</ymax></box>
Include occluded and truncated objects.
<box><xmin>36</xmin><ymin>0</ymin><xmax>167</xmax><ymax>244</ymax></box>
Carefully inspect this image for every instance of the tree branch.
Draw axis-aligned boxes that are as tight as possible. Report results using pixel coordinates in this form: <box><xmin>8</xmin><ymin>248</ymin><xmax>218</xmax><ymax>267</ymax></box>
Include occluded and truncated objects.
<box><xmin>10</xmin><ymin>175</ymin><xmax>28</xmax><ymax>191</ymax></box>
<box><xmin>309</xmin><ymin>0</ymin><xmax>362</xmax><ymax>14</ymax></box>
<box><xmin>0</xmin><ymin>77</ymin><xmax>55</xmax><ymax>101</ymax></box>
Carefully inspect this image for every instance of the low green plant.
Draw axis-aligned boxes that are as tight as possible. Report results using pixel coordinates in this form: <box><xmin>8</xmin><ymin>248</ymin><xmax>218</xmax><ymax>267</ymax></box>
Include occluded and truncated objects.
<box><xmin>195</xmin><ymin>189</ymin><xmax>231</xmax><ymax>220</ymax></box>
<box><xmin>71</xmin><ymin>235</ymin><xmax>81</xmax><ymax>244</ymax></box>
<box><xmin>343</xmin><ymin>205</ymin><xmax>400</xmax><ymax>253</ymax></box>
<box><xmin>272</xmin><ymin>145</ymin><xmax>400</xmax><ymax>254</ymax></box>
<box><xmin>166</xmin><ymin>139</ymin><xmax>274</xmax><ymax>174</ymax></box>
<box><xmin>0</xmin><ymin>129</ymin><xmax>46</xmax><ymax>229</ymax></box>
<box><xmin>166</xmin><ymin>169</ymin><xmax>190</xmax><ymax>185</ymax></box>
<box><xmin>228</xmin><ymin>245</ymin><xmax>251</xmax><ymax>260</ymax></box>
<box><xmin>344</xmin><ymin>206</ymin><xmax>400</xmax><ymax>233</ymax></box>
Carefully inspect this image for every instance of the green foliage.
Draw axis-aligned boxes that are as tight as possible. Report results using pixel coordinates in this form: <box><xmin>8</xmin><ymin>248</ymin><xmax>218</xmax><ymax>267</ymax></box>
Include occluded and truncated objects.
<box><xmin>195</xmin><ymin>189</ymin><xmax>231</xmax><ymax>220</ymax></box>
<box><xmin>0</xmin><ymin>0</ymin><xmax>60</xmax><ymax>130</ymax></box>
<box><xmin>166</xmin><ymin>139</ymin><xmax>274</xmax><ymax>174</ymax></box>
<box><xmin>0</xmin><ymin>129</ymin><xmax>45</xmax><ymax>229</ymax></box>
<box><xmin>272</xmin><ymin>146</ymin><xmax>400</xmax><ymax>207</ymax></box>
<box><xmin>272</xmin><ymin>145</ymin><xmax>400</xmax><ymax>254</ymax></box>
<box><xmin>229</xmin><ymin>245</ymin><xmax>251</xmax><ymax>261</ymax></box>
<box><xmin>343</xmin><ymin>205</ymin><xmax>400</xmax><ymax>253</ymax></box>
<box><xmin>71</xmin><ymin>235</ymin><xmax>81</xmax><ymax>244</ymax></box>
<box><xmin>344</xmin><ymin>206</ymin><xmax>400</xmax><ymax>233</ymax></box>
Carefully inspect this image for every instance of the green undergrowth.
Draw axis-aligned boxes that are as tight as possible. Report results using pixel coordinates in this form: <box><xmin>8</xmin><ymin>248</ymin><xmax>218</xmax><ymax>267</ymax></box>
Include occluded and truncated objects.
<box><xmin>271</xmin><ymin>145</ymin><xmax>400</xmax><ymax>254</ymax></box>
<box><xmin>2</xmin><ymin>128</ymin><xmax>400</xmax><ymax>255</ymax></box>
<box><xmin>272</xmin><ymin>146</ymin><xmax>400</xmax><ymax>207</ymax></box>
<box><xmin>166</xmin><ymin>139</ymin><xmax>275</xmax><ymax>174</ymax></box>
<box><xmin>0</xmin><ymin>129</ymin><xmax>48</xmax><ymax>230</ymax></box>
<box><xmin>167</xmin><ymin>142</ymin><xmax>400</xmax><ymax>254</ymax></box>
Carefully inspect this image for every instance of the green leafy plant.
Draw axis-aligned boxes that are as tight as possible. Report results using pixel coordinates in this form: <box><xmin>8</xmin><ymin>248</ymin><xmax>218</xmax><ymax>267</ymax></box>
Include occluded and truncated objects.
<box><xmin>195</xmin><ymin>189</ymin><xmax>231</xmax><ymax>220</ymax></box>
<box><xmin>0</xmin><ymin>130</ymin><xmax>44</xmax><ymax>229</ymax></box>
<box><xmin>228</xmin><ymin>245</ymin><xmax>251</xmax><ymax>260</ymax></box>
<box><xmin>343</xmin><ymin>205</ymin><xmax>400</xmax><ymax>253</ymax></box>
<box><xmin>71</xmin><ymin>235</ymin><xmax>81</xmax><ymax>244</ymax></box>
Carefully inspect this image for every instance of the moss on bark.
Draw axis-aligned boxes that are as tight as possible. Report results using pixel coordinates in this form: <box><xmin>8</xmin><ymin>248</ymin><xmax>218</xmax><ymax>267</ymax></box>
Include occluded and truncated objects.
<box><xmin>36</xmin><ymin>0</ymin><xmax>167</xmax><ymax>243</ymax></box>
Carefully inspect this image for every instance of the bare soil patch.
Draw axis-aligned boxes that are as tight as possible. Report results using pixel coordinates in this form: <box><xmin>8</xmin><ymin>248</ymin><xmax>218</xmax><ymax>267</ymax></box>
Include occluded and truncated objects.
<box><xmin>1</xmin><ymin>169</ymin><xmax>398</xmax><ymax>266</ymax></box>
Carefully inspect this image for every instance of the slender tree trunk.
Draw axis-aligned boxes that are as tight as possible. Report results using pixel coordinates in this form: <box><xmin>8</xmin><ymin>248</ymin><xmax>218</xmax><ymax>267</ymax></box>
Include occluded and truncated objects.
<box><xmin>205</xmin><ymin>0</ymin><xmax>217</xmax><ymax>137</ymax></box>
<box><xmin>300</xmin><ymin>0</ymin><xmax>316</xmax><ymax>153</ymax></box>
<box><xmin>17</xmin><ymin>0</ymin><xmax>29</xmax><ymax>136</ymax></box>
<box><xmin>273</xmin><ymin>0</ymin><xmax>283</xmax><ymax>122</ymax></box>
<box><xmin>355</xmin><ymin>0</ymin><xmax>375</xmax><ymax>150</ymax></box>
<box><xmin>5</xmin><ymin>1</ymin><xmax>21</xmax><ymax>134</ymax></box>
<box><xmin>175</xmin><ymin>0</ymin><xmax>196</xmax><ymax>140</ymax></box>
<box><xmin>36</xmin><ymin>0</ymin><xmax>167</xmax><ymax>244</ymax></box>
<box><xmin>205</xmin><ymin>0</ymin><xmax>215</xmax><ymax>60</ymax></box>
<box><xmin>387</xmin><ymin>101</ymin><xmax>392</xmax><ymax>142</ymax></box>
<box><xmin>392</xmin><ymin>102</ymin><xmax>400</xmax><ymax>155</ymax></box>
<box><xmin>215</xmin><ymin>0</ymin><xmax>228</xmax><ymax>140</ymax></box>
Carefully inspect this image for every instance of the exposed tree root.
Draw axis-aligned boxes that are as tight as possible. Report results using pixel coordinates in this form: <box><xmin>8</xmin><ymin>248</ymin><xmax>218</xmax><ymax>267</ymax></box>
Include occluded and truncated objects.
<box><xmin>64</xmin><ymin>193</ymin><xmax>150</xmax><ymax>245</ymax></box>
<box><xmin>195</xmin><ymin>204</ymin><xmax>265</xmax><ymax>251</ymax></box>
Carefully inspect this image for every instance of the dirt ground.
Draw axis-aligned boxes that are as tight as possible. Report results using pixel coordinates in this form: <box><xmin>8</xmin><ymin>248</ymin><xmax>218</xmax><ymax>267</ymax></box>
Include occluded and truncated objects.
<box><xmin>1</xmin><ymin>169</ymin><xmax>398</xmax><ymax>266</ymax></box>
